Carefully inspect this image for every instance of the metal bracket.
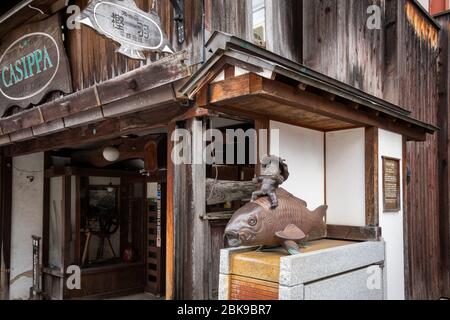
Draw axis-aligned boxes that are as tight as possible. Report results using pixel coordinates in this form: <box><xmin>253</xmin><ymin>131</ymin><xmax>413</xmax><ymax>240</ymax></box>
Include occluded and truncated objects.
<box><xmin>171</xmin><ymin>0</ymin><xmax>185</xmax><ymax>44</ymax></box>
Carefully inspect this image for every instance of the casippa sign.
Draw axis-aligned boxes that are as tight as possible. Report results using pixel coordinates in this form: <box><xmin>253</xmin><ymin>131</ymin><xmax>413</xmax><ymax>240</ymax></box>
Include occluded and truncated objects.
<box><xmin>0</xmin><ymin>14</ymin><xmax>72</xmax><ymax>117</ymax></box>
<box><xmin>0</xmin><ymin>33</ymin><xmax>60</xmax><ymax>101</ymax></box>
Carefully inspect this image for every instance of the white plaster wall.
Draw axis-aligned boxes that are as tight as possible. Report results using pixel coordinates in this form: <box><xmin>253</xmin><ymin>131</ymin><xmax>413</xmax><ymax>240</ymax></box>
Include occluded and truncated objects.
<box><xmin>10</xmin><ymin>153</ymin><xmax>44</xmax><ymax>300</ymax></box>
<box><xmin>326</xmin><ymin>128</ymin><xmax>366</xmax><ymax>227</ymax></box>
<box><xmin>270</xmin><ymin>121</ymin><xmax>325</xmax><ymax>209</ymax></box>
<box><xmin>378</xmin><ymin>129</ymin><xmax>405</xmax><ymax>300</ymax></box>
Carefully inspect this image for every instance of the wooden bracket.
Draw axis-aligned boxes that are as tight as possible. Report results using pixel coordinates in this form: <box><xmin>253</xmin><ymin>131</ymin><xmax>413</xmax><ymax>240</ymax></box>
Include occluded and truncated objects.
<box><xmin>171</xmin><ymin>0</ymin><xmax>185</xmax><ymax>44</ymax></box>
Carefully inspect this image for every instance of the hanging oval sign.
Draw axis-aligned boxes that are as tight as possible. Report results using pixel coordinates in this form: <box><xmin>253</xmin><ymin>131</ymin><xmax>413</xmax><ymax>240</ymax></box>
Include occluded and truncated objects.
<box><xmin>0</xmin><ymin>14</ymin><xmax>72</xmax><ymax>117</ymax></box>
<box><xmin>0</xmin><ymin>33</ymin><xmax>60</xmax><ymax>101</ymax></box>
<box><xmin>79</xmin><ymin>0</ymin><xmax>174</xmax><ymax>60</ymax></box>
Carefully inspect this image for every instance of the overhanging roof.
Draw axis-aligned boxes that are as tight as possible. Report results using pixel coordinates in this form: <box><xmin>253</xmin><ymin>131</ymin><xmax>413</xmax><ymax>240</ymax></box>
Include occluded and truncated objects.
<box><xmin>0</xmin><ymin>50</ymin><xmax>191</xmax><ymax>148</ymax></box>
<box><xmin>181</xmin><ymin>32</ymin><xmax>438</xmax><ymax>140</ymax></box>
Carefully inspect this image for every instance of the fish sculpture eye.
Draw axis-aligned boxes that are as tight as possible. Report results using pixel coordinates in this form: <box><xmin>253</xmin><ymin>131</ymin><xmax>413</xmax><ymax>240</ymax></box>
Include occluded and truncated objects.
<box><xmin>248</xmin><ymin>217</ymin><xmax>257</xmax><ymax>227</ymax></box>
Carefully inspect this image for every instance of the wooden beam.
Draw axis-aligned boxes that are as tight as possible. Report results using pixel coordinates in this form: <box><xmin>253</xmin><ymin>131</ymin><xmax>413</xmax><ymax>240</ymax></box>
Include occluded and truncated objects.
<box><xmin>365</xmin><ymin>127</ymin><xmax>379</xmax><ymax>226</ymax></box>
<box><xmin>70</xmin><ymin>136</ymin><xmax>159</xmax><ymax>168</ymax></box>
<box><xmin>327</xmin><ymin>225</ymin><xmax>382</xmax><ymax>242</ymax></box>
<box><xmin>206</xmin><ymin>179</ymin><xmax>257</xmax><ymax>205</ymax></box>
<box><xmin>208</xmin><ymin>74</ymin><xmax>428</xmax><ymax>141</ymax></box>
<box><xmin>5</xmin><ymin>105</ymin><xmax>186</xmax><ymax>157</ymax></box>
<box><xmin>44</xmin><ymin>167</ymin><xmax>147</xmax><ymax>179</ymax></box>
<box><xmin>0</xmin><ymin>51</ymin><xmax>189</xmax><ymax>136</ymax></box>
<box><xmin>171</xmin><ymin>107</ymin><xmax>214</xmax><ymax>123</ymax></box>
<box><xmin>224</xmin><ymin>65</ymin><xmax>236</xmax><ymax>79</ymax></box>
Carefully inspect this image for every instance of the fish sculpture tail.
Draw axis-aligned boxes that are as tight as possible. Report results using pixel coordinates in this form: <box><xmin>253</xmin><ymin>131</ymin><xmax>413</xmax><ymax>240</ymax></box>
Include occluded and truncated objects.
<box><xmin>312</xmin><ymin>205</ymin><xmax>328</xmax><ymax>228</ymax></box>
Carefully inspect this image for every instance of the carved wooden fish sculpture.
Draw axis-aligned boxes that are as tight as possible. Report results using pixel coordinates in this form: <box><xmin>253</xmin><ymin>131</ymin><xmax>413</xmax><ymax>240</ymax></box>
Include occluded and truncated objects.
<box><xmin>224</xmin><ymin>188</ymin><xmax>327</xmax><ymax>255</ymax></box>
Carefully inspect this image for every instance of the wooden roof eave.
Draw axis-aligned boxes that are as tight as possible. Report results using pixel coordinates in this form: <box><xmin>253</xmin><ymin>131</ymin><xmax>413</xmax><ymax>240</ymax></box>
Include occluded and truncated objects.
<box><xmin>200</xmin><ymin>72</ymin><xmax>433</xmax><ymax>142</ymax></box>
<box><xmin>181</xmin><ymin>33</ymin><xmax>437</xmax><ymax>140</ymax></box>
<box><xmin>0</xmin><ymin>50</ymin><xmax>191</xmax><ymax>147</ymax></box>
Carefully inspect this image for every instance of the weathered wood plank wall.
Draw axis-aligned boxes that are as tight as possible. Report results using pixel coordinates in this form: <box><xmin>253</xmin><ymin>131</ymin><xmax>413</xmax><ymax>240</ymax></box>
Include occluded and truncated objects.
<box><xmin>385</xmin><ymin>0</ymin><xmax>441</xmax><ymax>300</ymax></box>
<box><xmin>67</xmin><ymin>0</ymin><xmax>204</xmax><ymax>91</ymax></box>
<box><xmin>302</xmin><ymin>0</ymin><xmax>385</xmax><ymax>98</ymax></box>
<box><xmin>265</xmin><ymin>0</ymin><xmax>303</xmax><ymax>63</ymax></box>
<box><xmin>2</xmin><ymin>0</ymin><xmax>445</xmax><ymax>300</ymax></box>
<box><xmin>67</xmin><ymin>0</ymin><xmax>305</xmax><ymax>92</ymax></box>
<box><xmin>206</xmin><ymin>0</ymin><xmax>253</xmax><ymax>41</ymax></box>
<box><xmin>436</xmin><ymin>12</ymin><xmax>450</xmax><ymax>299</ymax></box>
<box><xmin>302</xmin><ymin>0</ymin><xmax>442</xmax><ymax>299</ymax></box>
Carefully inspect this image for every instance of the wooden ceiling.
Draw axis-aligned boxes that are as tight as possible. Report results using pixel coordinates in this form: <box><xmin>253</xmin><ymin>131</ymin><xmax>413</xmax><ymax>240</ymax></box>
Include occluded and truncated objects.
<box><xmin>211</xmin><ymin>95</ymin><xmax>356</xmax><ymax>132</ymax></box>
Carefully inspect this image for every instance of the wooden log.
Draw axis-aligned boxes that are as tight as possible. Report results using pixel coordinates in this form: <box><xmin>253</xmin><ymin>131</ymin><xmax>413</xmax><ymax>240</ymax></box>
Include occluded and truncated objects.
<box><xmin>206</xmin><ymin>179</ymin><xmax>257</xmax><ymax>205</ymax></box>
<box><xmin>326</xmin><ymin>225</ymin><xmax>382</xmax><ymax>242</ymax></box>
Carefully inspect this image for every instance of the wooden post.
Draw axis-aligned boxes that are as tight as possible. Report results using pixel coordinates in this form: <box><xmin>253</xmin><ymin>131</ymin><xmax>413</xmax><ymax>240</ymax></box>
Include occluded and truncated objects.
<box><xmin>189</xmin><ymin>118</ymin><xmax>209</xmax><ymax>299</ymax></box>
<box><xmin>0</xmin><ymin>154</ymin><xmax>12</xmax><ymax>297</ymax></box>
<box><xmin>165</xmin><ymin>122</ymin><xmax>176</xmax><ymax>300</ymax></box>
<box><xmin>402</xmin><ymin>136</ymin><xmax>412</xmax><ymax>300</ymax></box>
<box><xmin>42</xmin><ymin>152</ymin><xmax>51</xmax><ymax>295</ymax></box>
<box><xmin>167</xmin><ymin>118</ymin><xmax>209</xmax><ymax>300</ymax></box>
<box><xmin>255</xmin><ymin>119</ymin><xmax>270</xmax><ymax>176</ymax></box>
<box><xmin>365</xmin><ymin>127</ymin><xmax>379</xmax><ymax>226</ymax></box>
<box><xmin>62</xmin><ymin>175</ymin><xmax>72</xmax><ymax>298</ymax></box>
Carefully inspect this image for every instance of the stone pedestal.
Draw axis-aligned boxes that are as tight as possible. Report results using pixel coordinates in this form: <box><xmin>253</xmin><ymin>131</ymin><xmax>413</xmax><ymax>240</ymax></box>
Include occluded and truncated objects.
<box><xmin>219</xmin><ymin>239</ymin><xmax>385</xmax><ymax>300</ymax></box>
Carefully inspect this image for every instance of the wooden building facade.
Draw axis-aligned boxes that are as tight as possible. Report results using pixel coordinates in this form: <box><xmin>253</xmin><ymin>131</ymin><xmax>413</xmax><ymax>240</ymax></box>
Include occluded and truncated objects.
<box><xmin>0</xmin><ymin>0</ymin><xmax>448</xmax><ymax>300</ymax></box>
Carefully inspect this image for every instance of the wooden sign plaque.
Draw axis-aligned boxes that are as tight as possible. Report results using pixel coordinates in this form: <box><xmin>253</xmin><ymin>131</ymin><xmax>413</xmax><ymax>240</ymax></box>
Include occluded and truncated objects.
<box><xmin>0</xmin><ymin>14</ymin><xmax>72</xmax><ymax>117</ymax></box>
<box><xmin>382</xmin><ymin>157</ymin><xmax>401</xmax><ymax>213</ymax></box>
<box><xmin>79</xmin><ymin>0</ymin><xmax>173</xmax><ymax>60</ymax></box>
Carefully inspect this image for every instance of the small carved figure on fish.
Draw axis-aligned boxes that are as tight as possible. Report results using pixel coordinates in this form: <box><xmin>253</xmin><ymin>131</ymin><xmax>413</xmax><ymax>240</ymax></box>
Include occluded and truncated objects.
<box><xmin>251</xmin><ymin>156</ymin><xmax>290</xmax><ymax>209</ymax></box>
<box><xmin>225</xmin><ymin>188</ymin><xmax>327</xmax><ymax>255</ymax></box>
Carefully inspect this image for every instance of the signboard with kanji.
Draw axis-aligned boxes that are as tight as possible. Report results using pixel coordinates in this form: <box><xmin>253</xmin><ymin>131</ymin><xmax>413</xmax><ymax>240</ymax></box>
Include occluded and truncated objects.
<box><xmin>79</xmin><ymin>0</ymin><xmax>173</xmax><ymax>60</ymax></box>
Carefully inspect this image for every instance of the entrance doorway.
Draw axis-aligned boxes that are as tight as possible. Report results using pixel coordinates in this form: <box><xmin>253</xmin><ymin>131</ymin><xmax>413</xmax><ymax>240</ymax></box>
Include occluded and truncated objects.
<box><xmin>41</xmin><ymin>134</ymin><xmax>167</xmax><ymax>299</ymax></box>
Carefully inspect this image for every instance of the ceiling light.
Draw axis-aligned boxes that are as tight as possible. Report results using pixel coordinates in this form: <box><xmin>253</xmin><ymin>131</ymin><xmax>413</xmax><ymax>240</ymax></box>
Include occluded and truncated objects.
<box><xmin>103</xmin><ymin>147</ymin><xmax>120</xmax><ymax>162</ymax></box>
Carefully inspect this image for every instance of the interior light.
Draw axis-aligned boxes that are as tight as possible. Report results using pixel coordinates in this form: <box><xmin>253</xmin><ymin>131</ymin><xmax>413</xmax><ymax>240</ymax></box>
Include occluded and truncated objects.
<box><xmin>103</xmin><ymin>147</ymin><xmax>120</xmax><ymax>162</ymax></box>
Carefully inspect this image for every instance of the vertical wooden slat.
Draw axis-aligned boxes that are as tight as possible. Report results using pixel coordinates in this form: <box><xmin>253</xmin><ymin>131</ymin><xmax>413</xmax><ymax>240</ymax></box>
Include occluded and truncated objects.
<box><xmin>303</xmin><ymin>0</ymin><xmax>384</xmax><ymax>98</ymax></box>
<box><xmin>397</xmin><ymin>0</ymin><xmax>441</xmax><ymax>300</ymax></box>
<box><xmin>255</xmin><ymin>118</ymin><xmax>270</xmax><ymax>176</ymax></box>
<box><xmin>74</xmin><ymin>176</ymin><xmax>81</xmax><ymax>266</ymax></box>
<box><xmin>436</xmin><ymin>12</ymin><xmax>450</xmax><ymax>299</ymax></box>
<box><xmin>165</xmin><ymin>122</ymin><xmax>176</xmax><ymax>300</ymax></box>
<box><xmin>402</xmin><ymin>136</ymin><xmax>412</xmax><ymax>299</ymax></box>
<box><xmin>265</xmin><ymin>0</ymin><xmax>303</xmax><ymax>63</ymax></box>
<box><xmin>42</xmin><ymin>152</ymin><xmax>51</xmax><ymax>289</ymax></box>
<box><xmin>365</xmin><ymin>127</ymin><xmax>379</xmax><ymax>226</ymax></box>
<box><xmin>0</xmin><ymin>155</ymin><xmax>12</xmax><ymax>296</ymax></box>
<box><xmin>62</xmin><ymin>175</ymin><xmax>72</xmax><ymax>298</ymax></box>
